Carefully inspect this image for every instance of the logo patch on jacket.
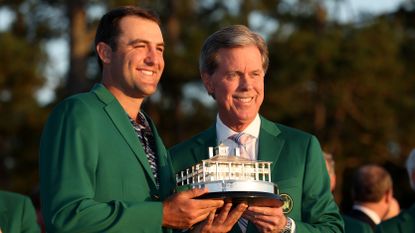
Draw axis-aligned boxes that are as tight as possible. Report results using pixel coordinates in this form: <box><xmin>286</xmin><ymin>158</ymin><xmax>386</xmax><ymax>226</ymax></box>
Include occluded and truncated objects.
<box><xmin>280</xmin><ymin>193</ymin><xmax>293</xmax><ymax>214</ymax></box>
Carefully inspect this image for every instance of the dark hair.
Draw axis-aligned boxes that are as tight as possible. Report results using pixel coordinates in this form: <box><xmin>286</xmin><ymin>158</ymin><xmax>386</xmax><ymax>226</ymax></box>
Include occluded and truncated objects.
<box><xmin>352</xmin><ymin>164</ymin><xmax>392</xmax><ymax>202</ymax></box>
<box><xmin>94</xmin><ymin>6</ymin><xmax>161</xmax><ymax>70</ymax></box>
<box><xmin>199</xmin><ymin>25</ymin><xmax>269</xmax><ymax>75</ymax></box>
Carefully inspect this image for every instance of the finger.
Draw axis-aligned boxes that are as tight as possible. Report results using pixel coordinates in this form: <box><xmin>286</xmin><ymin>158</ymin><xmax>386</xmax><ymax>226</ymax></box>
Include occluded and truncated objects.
<box><xmin>214</xmin><ymin>202</ymin><xmax>232</xmax><ymax>224</ymax></box>
<box><xmin>192</xmin><ymin>198</ymin><xmax>224</xmax><ymax>210</ymax></box>
<box><xmin>224</xmin><ymin>203</ymin><xmax>248</xmax><ymax>225</ymax></box>
<box><xmin>190</xmin><ymin>211</ymin><xmax>213</xmax><ymax>227</ymax></box>
<box><xmin>207</xmin><ymin>210</ymin><xmax>215</xmax><ymax>225</ymax></box>
<box><xmin>247</xmin><ymin>206</ymin><xmax>280</xmax><ymax>216</ymax></box>
<box><xmin>181</xmin><ymin>187</ymin><xmax>209</xmax><ymax>198</ymax></box>
<box><xmin>251</xmin><ymin>219</ymin><xmax>277</xmax><ymax>233</ymax></box>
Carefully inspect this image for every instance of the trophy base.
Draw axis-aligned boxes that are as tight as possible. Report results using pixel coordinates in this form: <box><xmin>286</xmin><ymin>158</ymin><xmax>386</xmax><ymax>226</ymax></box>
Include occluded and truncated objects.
<box><xmin>197</xmin><ymin>191</ymin><xmax>284</xmax><ymax>208</ymax></box>
<box><xmin>177</xmin><ymin>180</ymin><xmax>284</xmax><ymax>207</ymax></box>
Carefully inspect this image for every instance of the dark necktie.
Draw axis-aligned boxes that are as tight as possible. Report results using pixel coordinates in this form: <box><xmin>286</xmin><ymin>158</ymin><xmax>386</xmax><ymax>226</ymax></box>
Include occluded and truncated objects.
<box><xmin>129</xmin><ymin>113</ymin><xmax>159</xmax><ymax>189</ymax></box>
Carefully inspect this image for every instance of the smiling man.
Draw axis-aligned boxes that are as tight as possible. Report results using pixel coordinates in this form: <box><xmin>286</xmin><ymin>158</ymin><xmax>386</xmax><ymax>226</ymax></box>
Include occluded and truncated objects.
<box><xmin>39</xmin><ymin>6</ymin><xmax>225</xmax><ymax>233</ymax></box>
<box><xmin>169</xmin><ymin>25</ymin><xmax>344</xmax><ymax>233</ymax></box>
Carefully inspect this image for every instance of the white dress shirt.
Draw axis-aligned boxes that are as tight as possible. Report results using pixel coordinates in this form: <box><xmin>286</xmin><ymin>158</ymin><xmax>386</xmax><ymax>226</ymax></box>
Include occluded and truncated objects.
<box><xmin>216</xmin><ymin>114</ymin><xmax>260</xmax><ymax>160</ymax></box>
<box><xmin>353</xmin><ymin>204</ymin><xmax>381</xmax><ymax>224</ymax></box>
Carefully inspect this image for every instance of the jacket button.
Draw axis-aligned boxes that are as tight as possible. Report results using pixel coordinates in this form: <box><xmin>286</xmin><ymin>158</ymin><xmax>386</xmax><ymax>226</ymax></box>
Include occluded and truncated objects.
<box><xmin>151</xmin><ymin>194</ymin><xmax>160</xmax><ymax>200</ymax></box>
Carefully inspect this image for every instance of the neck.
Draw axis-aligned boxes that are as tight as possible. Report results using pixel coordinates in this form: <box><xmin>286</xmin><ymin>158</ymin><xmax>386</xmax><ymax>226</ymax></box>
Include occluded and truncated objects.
<box><xmin>104</xmin><ymin>83</ymin><xmax>144</xmax><ymax>120</ymax></box>
<box><xmin>359</xmin><ymin>202</ymin><xmax>388</xmax><ymax>221</ymax></box>
<box><xmin>218</xmin><ymin>115</ymin><xmax>255</xmax><ymax>132</ymax></box>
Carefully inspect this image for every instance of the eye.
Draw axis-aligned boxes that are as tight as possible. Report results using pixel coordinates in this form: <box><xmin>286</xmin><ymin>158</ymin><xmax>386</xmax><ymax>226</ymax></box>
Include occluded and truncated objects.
<box><xmin>132</xmin><ymin>43</ymin><xmax>146</xmax><ymax>49</ymax></box>
<box><xmin>226</xmin><ymin>72</ymin><xmax>238</xmax><ymax>79</ymax></box>
<box><xmin>251</xmin><ymin>71</ymin><xmax>262</xmax><ymax>78</ymax></box>
<box><xmin>157</xmin><ymin>46</ymin><xmax>164</xmax><ymax>53</ymax></box>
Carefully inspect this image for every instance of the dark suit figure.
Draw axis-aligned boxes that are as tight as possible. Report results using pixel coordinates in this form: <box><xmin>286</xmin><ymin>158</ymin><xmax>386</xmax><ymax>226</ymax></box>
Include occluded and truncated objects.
<box><xmin>376</xmin><ymin>204</ymin><xmax>415</xmax><ymax>233</ymax></box>
<box><xmin>324</xmin><ymin>152</ymin><xmax>373</xmax><ymax>233</ymax></box>
<box><xmin>376</xmin><ymin>149</ymin><xmax>415</xmax><ymax>233</ymax></box>
<box><xmin>347</xmin><ymin>164</ymin><xmax>398</xmax><ymax>231</ymax></box>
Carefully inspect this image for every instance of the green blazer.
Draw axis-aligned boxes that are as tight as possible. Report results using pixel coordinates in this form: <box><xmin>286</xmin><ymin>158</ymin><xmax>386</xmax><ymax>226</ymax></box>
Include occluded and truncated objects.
<box><xmin>40</xmin><ymin>84</ymin><xmax>175</xmax><ymax>233</ymax></box>
<box><xmin>343</xmin><ymin>214</ymin><xmax>373</xmax><ymax>233</ymax></box>
<box><xmin>169</xmin><ymin>116</ymin><xmax>344</xmax><ymax>233</ymax></box>
<box><xmin>0</xmin><ymin>191</ymin><xmax>40</xmax><ymax>233</ymax></box>
<box><xmin>375</xmin><ymin>204</ymin><xmax>415</xmax><ymax>233</ymax></box>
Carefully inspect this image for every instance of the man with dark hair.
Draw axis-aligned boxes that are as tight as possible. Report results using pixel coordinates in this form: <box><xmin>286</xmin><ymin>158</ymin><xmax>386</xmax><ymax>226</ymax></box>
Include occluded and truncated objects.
<box><xmin>40</xmin><ymin>6</ymin><xmax>226</xmax><ymax>233</ymax></box>
<box><xmin>376</xmin><ymin>149</ymin><xmax>415</xmax><ymax>233</ymax></box>
<box><xmin>169</xmin><ymin>25</ymin><xmax>344</xmax><ymax>233</ymax></box>
<box><xmin>348</xmin><ymin>164</ymin><xmax>398</xmax><ymax>230</ymax></box>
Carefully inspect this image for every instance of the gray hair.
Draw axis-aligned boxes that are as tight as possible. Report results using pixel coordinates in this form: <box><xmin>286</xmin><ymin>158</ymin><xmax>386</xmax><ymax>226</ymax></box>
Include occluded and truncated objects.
<box><xmin>199</xmin><ymin>25</ymin><xmax>269</xmax><ymax>75</ymax></box>
<box><xmin>406</xmin><ymin>148</ymin><xmax>415</xmax><ymax>190</ymax></box>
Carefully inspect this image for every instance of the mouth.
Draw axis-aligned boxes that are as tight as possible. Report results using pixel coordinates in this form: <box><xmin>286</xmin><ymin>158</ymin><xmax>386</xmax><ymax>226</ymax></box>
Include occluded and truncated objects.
<box><xmin>140</xmin><ymin>70</ymin><xmax>155</xmax><ymax>76</ymax></box>
<box><xmin>234</xmin><ymin>96</ymin><xmax>254</xmax><ymax>103</ymax></box>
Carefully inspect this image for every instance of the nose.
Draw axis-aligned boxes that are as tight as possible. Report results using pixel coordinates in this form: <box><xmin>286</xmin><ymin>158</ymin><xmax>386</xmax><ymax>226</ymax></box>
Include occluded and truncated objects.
<box><xmin>239</xmin><ymin>74</ymin><xmax>252</xmax><ymax>91</ymax></box>
<box><xmin>144</xmin><ymin>47</ymin><xmax>160</xmax><ymax>66</ymax></box>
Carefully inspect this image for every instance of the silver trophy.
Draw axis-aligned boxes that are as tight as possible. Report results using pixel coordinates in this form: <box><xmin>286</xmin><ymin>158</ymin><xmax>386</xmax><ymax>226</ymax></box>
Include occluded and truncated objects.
<box><xmin>176</xmin><ymin>144</ymin><xmax>283</xmax><ymax>207</ymax></box>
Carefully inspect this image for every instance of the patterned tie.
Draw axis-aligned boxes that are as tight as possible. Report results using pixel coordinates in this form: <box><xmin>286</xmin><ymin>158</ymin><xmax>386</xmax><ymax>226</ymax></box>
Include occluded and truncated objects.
<box><xmin>229</xmin><ymin>133</ymin><xmax>255</xmax><ymax>232</ymax></box>
<box><xmin>228</xmin><ymin>132</ymin><xmax>255</xmax><ymax>160</ymax></box>
<box><xmin>129</xmin><ymin>113</ymin><xmax>159</xmax><ymax>189</ymax></box>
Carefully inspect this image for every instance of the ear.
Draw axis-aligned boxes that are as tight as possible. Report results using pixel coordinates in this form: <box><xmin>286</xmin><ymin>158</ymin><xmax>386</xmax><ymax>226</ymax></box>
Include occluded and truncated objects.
<box><xmin>384</xmin><ymin>188</ymin><xmax>393</xmax><ymax>203</ymax></box>
<box><xmin>201</xmin><ymin>73</ymin><xmax>214</xmax><ymax>95</ymax></box>
<box><xmin>96</xmin><ymin>42</ymin><xmax>112</xmax><ymax>65</ymax></box>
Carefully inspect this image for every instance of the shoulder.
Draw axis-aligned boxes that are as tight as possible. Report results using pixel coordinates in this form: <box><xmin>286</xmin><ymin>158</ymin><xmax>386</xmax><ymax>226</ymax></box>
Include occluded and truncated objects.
<box><xmin>0</xmin><ymin>190</ymin><xmax>33</xmax><ymax>210</ymax></box>
<box><xmin>261</xmin><ymin>116</ymin><xmax>313</xmax><ymax>137</ymax></box>
<box><xmin>169</xmin><ymin>126</ymin><xmax>215</xmax><ymax>153</ymax></box>
<box><xmin>0</xmin><ymin>190</ymin><xmax>28</xmax><ymax>202</ymax></box>
<box><xmin>53</xmin><ymin>91</ymin><xmax>100</xmax><ymax>113</ymax></box>
<box><xmin>343</xmin><ymin>215</ymin><xmax>372</xmax><ymax>233</ymax></box>
<box><xmin>261</xmin><ymin>116</ymin><xmax>319</xmax><ymax>146</ymax></box>
<box><xmin>377</xmin><ymin>206</ymin><xmax>415</xmax><ymax>232</ymax></box>
<box><xmin>46</xmin><ymin>86</ymin><xmax>114</xmax><ymax>126</ymax></box>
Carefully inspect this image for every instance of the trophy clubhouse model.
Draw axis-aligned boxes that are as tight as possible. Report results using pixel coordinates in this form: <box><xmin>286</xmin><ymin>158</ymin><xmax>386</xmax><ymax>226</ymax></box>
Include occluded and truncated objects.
<box><xmin>175</xmin><ymin>144</ymin><xmax>283</xmax><ymax>207</ymax></box>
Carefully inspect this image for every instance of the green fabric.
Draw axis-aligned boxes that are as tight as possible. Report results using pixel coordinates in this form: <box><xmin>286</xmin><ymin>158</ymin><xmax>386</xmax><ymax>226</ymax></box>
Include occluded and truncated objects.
<box><xmin>0</xmin><ymin>191</ymin><xmax>40</xmax><ymax>233</ymax></box>
<box><xmin>40</xmin><ymin>84</ymin><xmax>175</xmax><ymax>233</ymax></box>
<box><xmin>343</xmin><ymin>214</ymin><xmax>373</xmax><ymax>233</ymax></box>
<box><xmin>375</xmin><ymin>204</ymin><xmax>415</xmax><ymax>233</ymax></box>
<box><xmin>169</xmin><ymin>116</ymin><xmax>344</xmax><ymax>233</ymax></box>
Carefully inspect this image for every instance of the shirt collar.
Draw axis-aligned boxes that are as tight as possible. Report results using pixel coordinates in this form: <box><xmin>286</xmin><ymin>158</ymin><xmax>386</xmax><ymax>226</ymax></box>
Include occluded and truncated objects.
<box><xmin>353</xmin><ymin>204</ymin><xmax>381</xmax><ymax>224</ymax></box>
<box><xmin>216</xmin><ymin>114</ymin><xmax>261</xmax><ymax>144</ymax></box>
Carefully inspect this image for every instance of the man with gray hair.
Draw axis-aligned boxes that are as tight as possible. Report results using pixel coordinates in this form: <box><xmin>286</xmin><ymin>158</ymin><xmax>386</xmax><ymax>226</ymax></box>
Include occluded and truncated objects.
<box><xmin>376</xmin><ymin>149</ymin><xmax>415</xmax><ymax>233</ymax></box>
<box><xmin>169</xmin><ymin>24</ymin><xmax>344</xmax><ymax>233</ymax></box>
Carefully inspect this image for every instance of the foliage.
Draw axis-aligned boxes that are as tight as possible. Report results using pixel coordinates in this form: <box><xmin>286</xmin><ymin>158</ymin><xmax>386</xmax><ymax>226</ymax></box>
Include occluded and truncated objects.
<box><xmin>0</xmin><ymin>31</ymin><xmax>47</xmax><ymax>193</ymax></box>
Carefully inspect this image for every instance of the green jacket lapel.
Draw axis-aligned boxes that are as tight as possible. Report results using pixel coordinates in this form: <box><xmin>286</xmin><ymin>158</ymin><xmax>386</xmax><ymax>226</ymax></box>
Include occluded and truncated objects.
<box><xmin>191</xmin><ymin>125</ymin><xmax>217</xmax><ymax>162</ymax></box>
<box><xmin>257</xmin><ymin>116</ymin><xmax>285</xmax><ymax>171</ymax></box>
<box><xmin>145</xmin><ymin>112</ymin><xmax>175</xmax><ymax>199</ymax></box>
<box><xmin>92</xmin><ymin>84</ymin><xmax>157</xmax><ymax>189</ymax></box>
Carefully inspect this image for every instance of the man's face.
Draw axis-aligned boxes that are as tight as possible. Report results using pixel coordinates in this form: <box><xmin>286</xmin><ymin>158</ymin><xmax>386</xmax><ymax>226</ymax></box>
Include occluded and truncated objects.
<box><xmin>202</xmin><ymin>45</ymin><xmax>265</xmax><ymax>131</ymax></box>
<box><xmin>105</xmin><ymin>16</ymin><xmax>165</xmax><ymax>98</ymax></box>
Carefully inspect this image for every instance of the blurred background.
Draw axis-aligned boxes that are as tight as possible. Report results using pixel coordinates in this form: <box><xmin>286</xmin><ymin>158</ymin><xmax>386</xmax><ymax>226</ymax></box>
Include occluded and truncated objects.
<box><xmin>1</xmin><ymin>0</ymin><xmax>415</xmax><ymax>227</ymax></box>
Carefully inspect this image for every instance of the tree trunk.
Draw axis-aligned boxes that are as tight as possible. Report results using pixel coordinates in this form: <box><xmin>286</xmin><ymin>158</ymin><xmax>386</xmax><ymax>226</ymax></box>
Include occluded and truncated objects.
<box><xmin>65</xmin><ymin>0</ymin><xmax>94</xmax><ymax>96</ymax></box>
